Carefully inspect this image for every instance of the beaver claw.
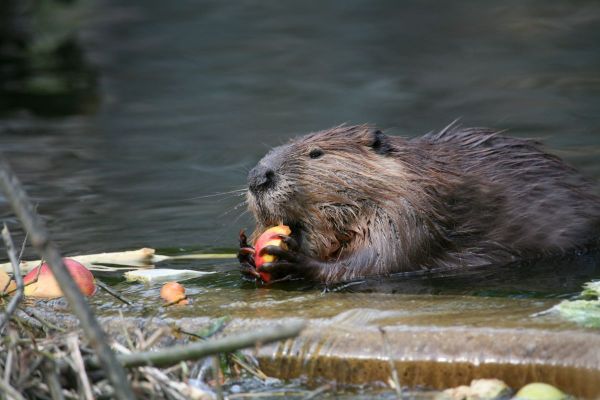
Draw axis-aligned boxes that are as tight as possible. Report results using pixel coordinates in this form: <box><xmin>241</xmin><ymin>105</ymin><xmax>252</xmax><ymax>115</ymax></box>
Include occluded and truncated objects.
<box><xmin>238</xmin><ymin>230</ymin><xmax>259</xmax><ymax>281</ymax></box>
<box><xmin>240</xmin><ymin>262</ymin><xmax>261</xmax><ymax>281</ymax></box>
<box><xmin>259</xmin><ymin>235</ymin><xmax>317</xmax><ymax>280</ymax></box>
<box><xmin>238</xmin><ymin>231</ymin><xmax>317</xmax><ymax>283</ymax></box>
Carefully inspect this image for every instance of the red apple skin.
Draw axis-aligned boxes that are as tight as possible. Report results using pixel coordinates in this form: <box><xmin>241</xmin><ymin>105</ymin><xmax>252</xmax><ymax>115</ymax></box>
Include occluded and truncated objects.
<box><xmin>23</xmin><ymin>258</ymin><xmax>96</xmax><ymax>299</ymax></box>
<box><xmin>254</xmin><ymin>225</ymin><xmax>292</xmax><ymax>282</ymax></box>
<box><xmin>160</xmin><ymin>281</ymin><xmax>188</xmax><ymax>305</ymax></box>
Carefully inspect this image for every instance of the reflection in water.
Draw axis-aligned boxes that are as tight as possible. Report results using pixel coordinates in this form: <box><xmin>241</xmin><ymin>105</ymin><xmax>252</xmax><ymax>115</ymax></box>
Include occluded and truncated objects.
<box><xmin>0</xmin><ymin>0</ymin><xmax>99</xmax><ymax>116</ymax></box>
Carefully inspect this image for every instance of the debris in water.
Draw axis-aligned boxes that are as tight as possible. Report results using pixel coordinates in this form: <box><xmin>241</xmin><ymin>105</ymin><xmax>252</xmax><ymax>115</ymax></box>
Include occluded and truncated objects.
<box><xmin>436</xmin><ymin>378</ymin><xmax>511</xmax><ymax>399</ymax></box>
<box><xmin>160</xmin><ymin>281</ymin><xmax>189</xmax><ymax>305</ymax></box>
<box><xmin>125</xmin><ymin>268</ymin><xmax>214</xmax><ymax>284</ymax></box>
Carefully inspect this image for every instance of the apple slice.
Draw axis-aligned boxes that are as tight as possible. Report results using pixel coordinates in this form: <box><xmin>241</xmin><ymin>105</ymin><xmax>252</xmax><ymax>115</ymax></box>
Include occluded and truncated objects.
<box><xmin>23</xmin><ymin>258</ymin><xmax>96</xmax><ymax>299</ymax></box>
<box><xmin>254</xmin><ymin>225</ymin><xmax>292</xmax><ymax>282</ymax></box>
<box><xmin>160</xmin><ymin>281</ymin><xmax>188</xmax><ymax>305</ymax></box>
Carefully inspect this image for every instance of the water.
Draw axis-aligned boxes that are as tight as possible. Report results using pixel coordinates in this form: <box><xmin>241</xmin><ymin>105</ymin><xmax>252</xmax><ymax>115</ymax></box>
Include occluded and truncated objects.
<box><xmin>2</xmin><ymin>2</ymin><xmax>600</xmax><ymax>395</ymax></box>
<box><xmin>1</xmin><ymin>0</ymin><xmax>600</xmax><ymax>257</ymax></box>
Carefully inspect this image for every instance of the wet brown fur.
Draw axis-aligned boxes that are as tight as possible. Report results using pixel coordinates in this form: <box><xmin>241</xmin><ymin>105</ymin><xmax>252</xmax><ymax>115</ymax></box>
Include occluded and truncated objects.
<box><xmin>247</xmin><ymin>124</ymin><xmax>600</xmax><ymax>283</ymax></box>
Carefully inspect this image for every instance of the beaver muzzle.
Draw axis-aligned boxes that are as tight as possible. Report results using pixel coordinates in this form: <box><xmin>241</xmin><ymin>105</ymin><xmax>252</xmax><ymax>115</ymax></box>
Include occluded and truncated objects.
<box><xmin>248</xmin><ymin>163</ymin><xmax>276</xmax><ymax>194</ymax></box>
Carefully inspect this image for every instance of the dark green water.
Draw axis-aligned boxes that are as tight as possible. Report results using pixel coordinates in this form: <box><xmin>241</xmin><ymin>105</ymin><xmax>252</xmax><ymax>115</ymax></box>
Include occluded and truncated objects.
<box><xmin>1</xmin><ymin>1</ymin><xmax>600</xmax><ymax>294</ymax></box>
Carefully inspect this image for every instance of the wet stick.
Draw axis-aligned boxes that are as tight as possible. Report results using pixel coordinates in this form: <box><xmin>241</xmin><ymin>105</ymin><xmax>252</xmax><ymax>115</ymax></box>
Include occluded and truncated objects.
<box><xmin>212</xmin><ymin>355</ymin><xmax>224</xmax><ymax>400</ymax></box>
<box><xmin>112</xmin><ymin>342</ymin><xmax>215</xmax><ymax>400</ymax></box>
<box><xmin>42</xmin><ymin>360</ymin><xmax>64</xmax><ymax>400</ymax></box>
<box><xmin>302</xmin><ymin>383</ymin><xmax>333</xmax><ymax>399</ymax></box>
<box><xmin>0</xmin><ymin>248</ymin><xmax>236</xmax><ymax>273</ymax></box>
<box><xmin>0</xmin><ymin>155</ymin><xmax>136</xmax><ymax>400</ymax></box>
<box><xmin>95</xmin><ymin>280</ymin><xmax>133</xmax><ymax>306</ymax></box>
<box><xmin>89</xmin><ymin>320</ymin><xmax>305</xmax><ymax>369</ymax></box>
<box><xmin>0</xmin><ymin>379</ymin><xmax>26</xmax><ymax>400</ymax></box>
<box><xmin>67</xmin><ymin>334</ymin><xmax>94</xmax><ymax>400</ymax></box>
<box><xmin>0</xmin><ymin>225</ymin><xmax>24</xmax><ymax>333</ymax></box>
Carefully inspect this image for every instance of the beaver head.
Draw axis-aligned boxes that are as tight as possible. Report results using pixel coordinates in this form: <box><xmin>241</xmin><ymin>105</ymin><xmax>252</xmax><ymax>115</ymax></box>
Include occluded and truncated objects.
<box><xmin>246</xmin><ymin>125</ymin><xmax>430</xmax><ymax>265</ymax></box>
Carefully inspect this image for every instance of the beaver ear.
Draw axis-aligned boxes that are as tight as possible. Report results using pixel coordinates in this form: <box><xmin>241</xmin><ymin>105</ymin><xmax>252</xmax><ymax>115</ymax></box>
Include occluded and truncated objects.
<box><xmin>370</xmin><ymin>130</ymin><xmax>393</xmax><ymax>155</ymax></box>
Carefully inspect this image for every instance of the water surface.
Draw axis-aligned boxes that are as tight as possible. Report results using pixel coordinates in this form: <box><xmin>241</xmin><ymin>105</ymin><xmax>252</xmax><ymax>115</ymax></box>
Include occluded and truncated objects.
<box><xmin>2</xmin><ymin>7</ymin><xmax>600</xmax><ymax>390</ymax></box>
<box><xmin>2</xmin><ymin>0</ymin><xmax>600</xmax><ymax>259</ymax></box>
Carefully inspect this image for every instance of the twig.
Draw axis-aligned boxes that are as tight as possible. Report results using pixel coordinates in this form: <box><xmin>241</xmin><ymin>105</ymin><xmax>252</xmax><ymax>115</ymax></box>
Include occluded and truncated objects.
<box><xmin>4</xmin><ymin>328</ymin><xmax>16</xmax><ymax>383</ymax></box>
<box><xmin>20</xmin><ymin>308</ymin><xmax>66</xmax><ymax>333</ymax></box>
<box><xmin>119</xmin><ymin>311</ymin><xmax>135</xmax><ymax>350</ymax></box>
<box><xmin>16</xmin><ymin>355</ymin><xmax>45</xmax><ymax>388</ymax></box>
<box><xmin>17</xmin><ymin>230</ymin><xmax>28</xmax><ymax>262</ymax></box>
<box><xmin>0</xmin><ymin>378</ymin><xmax>27</xmax><ymax>400</ymax></box>
<box><xmin>13</xmin><ymin>309</ymin><xmax>44</xmax><ymax>332</ymax></box>
<box><xmin>163</xmin><ymin>295</ymin><xmax>189</xmax><ymax>307</ymax></box>
<box><xmin>42</xmin><ymin>360</ymin><xmax>65</xmax><ymax>400</ymax></box>
<box><xmin>113</xmin><ymin>342</ymin><xmax>212</xmax><ymax>400</ymax></box>
<box><xmin>230</xmin><ymin>353</ymin><xmax>268</xmax><ymax>380</ymax></box>
<box><xmin>67</xmin><ymin>334</ymin><xmax>94</xmax><ymax>400</ymax></box>
<box><xmin>302</xmin><ymin>383</ymin><xmax>333</xmax><ymax>400</ymax></box>
<box><xmin>0</xmin><ymin>154</ymin><xmax>136</xmax><ymax>400</ymax></box>
<box><xmin>212</xmin><ymin>355</ymin><xmax>224</xmax><ymax>400</ymax></box>
<box><xmin>90</xmin><ymin>320</ymin><xmax>305</xmax><ymax>369</ymax></box>
<box><xmin>141</xmin><ymin>327</ymin><xmax>169</xmax><ymax>350</ymax></box>
<box><xmin>2</xmin><ymin>264</ymin><xmax>42</xmax><ymax>298</ymax></box>
<box><xmin>95</xmin><ymin>280</ymin><xmax>133</xmax><ymax>306</ymax></box>
<box><xmin>1</xmin><ymin>232</ymin><xmax>30</xmax><ymax>294</ymax></box>
<box><xmin>0</xmin><ymin>224</ymin><xmax>25</xmax><ymax>333</ymax></box>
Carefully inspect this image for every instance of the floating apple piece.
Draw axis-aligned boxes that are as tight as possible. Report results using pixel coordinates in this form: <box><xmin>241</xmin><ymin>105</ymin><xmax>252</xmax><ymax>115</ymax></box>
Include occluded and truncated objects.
<box><xmin>23</xmin><ymin>258</ymin><xmax>96</xmax><ymax>299</ymax></box>
<box><xmin>254</xmin><ymin>225</ymin><xmax>292</xmax><ymax>282</ymax></box>
<box><xmin>160</xmin><ymin>281</ymin><xmax>189</xmax><ymax>305</ymax></box>
<box><xmin>0</xmin><ymin>270</ymin><xmax>16</xmax><ymax>294</ymax></box>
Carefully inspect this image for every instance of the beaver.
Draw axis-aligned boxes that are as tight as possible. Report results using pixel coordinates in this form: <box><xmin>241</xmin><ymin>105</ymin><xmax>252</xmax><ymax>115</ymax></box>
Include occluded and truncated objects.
<box><xmin>238</xmin><ymin>123</ymin><xmax>600</xmax><ymax>284</ymax></box>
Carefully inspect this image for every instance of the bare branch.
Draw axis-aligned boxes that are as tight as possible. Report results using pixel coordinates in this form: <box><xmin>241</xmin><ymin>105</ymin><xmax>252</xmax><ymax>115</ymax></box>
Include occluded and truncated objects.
<box><xmin>95</xmin><ymin>280</ymin><xmax>133</xmax><ymax>306</ymax></box>
<box><xmin>0</xmin><ymin>378</ymin><xmax>26</xmax><ymax>400</ymax></box>
<box><xmin>0</xmin><ymin>224</ymin><xmax>24</xmax><ymax>332</ymax></box>
<box><xmin>91</xmin><ymin>320</ymin><xmax>305</xmax><ymax>369</ymax></box>
<box><xmin>0</xmin><ymin>154</ymin><xmax>135</xmax><ymax>400</ymax></box>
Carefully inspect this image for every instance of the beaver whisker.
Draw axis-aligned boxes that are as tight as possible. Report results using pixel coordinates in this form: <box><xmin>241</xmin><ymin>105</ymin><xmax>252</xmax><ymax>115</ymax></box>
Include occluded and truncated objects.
<box><xmin>190</xmin><ymin>188</ymin><xmax>247</xmax><ymax>200</ymax></box>
<box><xmin>218</xmin><ymin>199</ymin><xmax>248</xmax><ymax>218</ymax></box>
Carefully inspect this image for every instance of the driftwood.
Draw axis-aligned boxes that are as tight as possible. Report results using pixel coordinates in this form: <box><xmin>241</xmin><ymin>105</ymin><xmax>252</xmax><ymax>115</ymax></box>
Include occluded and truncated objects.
<box><xmin>0</xmin><ymin>248</ymin><xmax>236</xmax><ymax>273</ymax></box>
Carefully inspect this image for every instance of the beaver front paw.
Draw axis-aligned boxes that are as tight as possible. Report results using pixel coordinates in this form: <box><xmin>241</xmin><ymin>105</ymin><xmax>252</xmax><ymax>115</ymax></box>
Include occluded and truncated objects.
<box><xmin>238</xmin><ymin>230</ymin><xmax>260</xmax><ymax>281</ymax></box>
<box><xmin>258</xmin><ymin>235</ymin><xmax>317</xmax><ymax>282</ymax></box>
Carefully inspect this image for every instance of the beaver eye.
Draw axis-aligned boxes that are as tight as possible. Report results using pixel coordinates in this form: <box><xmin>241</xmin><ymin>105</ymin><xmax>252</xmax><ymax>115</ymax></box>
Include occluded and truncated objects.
<box><xmin>309</xmin><ymin>149</ymin><xmax>324</xmax><ymax>159</ymax></box>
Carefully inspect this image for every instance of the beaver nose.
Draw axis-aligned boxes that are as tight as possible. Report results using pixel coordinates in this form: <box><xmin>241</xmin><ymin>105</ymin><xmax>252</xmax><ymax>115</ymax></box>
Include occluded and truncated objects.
<box><xmin>248</xmin><ymin>164</ymin><xmax>276</xmax><ymax>193</ymax></box>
